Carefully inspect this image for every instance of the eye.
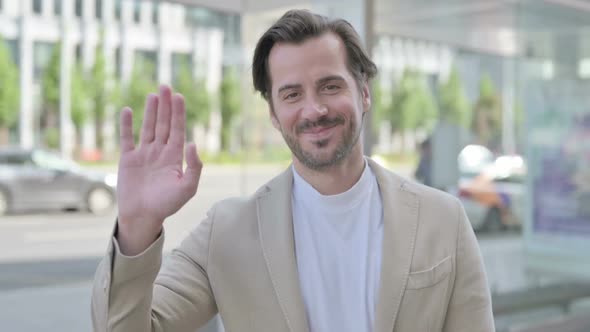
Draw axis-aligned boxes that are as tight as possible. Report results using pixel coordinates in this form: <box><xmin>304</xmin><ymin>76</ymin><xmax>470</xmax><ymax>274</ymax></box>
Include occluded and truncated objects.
<box><xmin>284</xmin><ymin>92</ymin><xmax>300</xmax><ymax>100</ymax></box>
<box><xmin>322</xmin><ymin>84</ymin><xmax>340</xmax><ymax>92</ymax></box>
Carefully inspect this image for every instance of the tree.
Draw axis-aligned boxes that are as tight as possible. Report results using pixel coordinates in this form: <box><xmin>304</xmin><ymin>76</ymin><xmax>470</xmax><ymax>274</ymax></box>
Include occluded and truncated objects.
<box><xmin>121</xmin><ymin>59</ymin><xmax>158</xmax><ymax>141</ymax></box>
<box><xmin>371</xmin><ymin>79</ymin><xmax>389</xmax><ymax>129</ymax></box>
<box><xmin>175</xmin><ymin>59</ymin><xmax>210</xmax><ymax>141</ymax></box>
<box><xmin>0</xmin><ymin>38</ymin><xmax>19</xmax><ymax>144</ymax></box>
<box><xmin>41</xmin><ymin>43</ymin><xmax>61</xmax><ymax>148</ymax></box>
<box><xmin>388</xmin><ymin>69</ymin><xmax>437</xmax><ymax>144</ymax></box>
<box><xmin>89</xmin><ymin>43</ymin><xmax>109</xmax><ymax>150</ymax></box>
<box><xmin>438</xmin><ymin>67</ymin><xmax>470</xmax><ymax>128</ymax></box>
<box><xmin>71</xmin><ymin>62</ymin><xmax>91</xmax><ymax>151</ymax></box>
<box><xmin>219</xmin><ymin>68</ymin><xmax>240</xmax><ymax>151</ymax></box>
<box><xmin>472</xmin><ymin>74</ymin><xmax>502</xmax><ymax>148</ymax></box>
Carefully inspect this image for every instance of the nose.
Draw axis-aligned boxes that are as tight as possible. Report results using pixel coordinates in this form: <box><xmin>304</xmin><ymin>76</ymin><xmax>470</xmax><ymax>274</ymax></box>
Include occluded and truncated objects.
<box><xmin>301</xmin><ymin>96</ymin><xmax>328</xmax><ymax>118</ymax></box>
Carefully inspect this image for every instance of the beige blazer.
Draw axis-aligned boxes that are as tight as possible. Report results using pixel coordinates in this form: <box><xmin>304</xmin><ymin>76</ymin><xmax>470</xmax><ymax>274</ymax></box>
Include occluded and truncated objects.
<box><xmin>91</xmin><ymin>159</ymin><xmax>494</xmax><ymax>332</ymax></box>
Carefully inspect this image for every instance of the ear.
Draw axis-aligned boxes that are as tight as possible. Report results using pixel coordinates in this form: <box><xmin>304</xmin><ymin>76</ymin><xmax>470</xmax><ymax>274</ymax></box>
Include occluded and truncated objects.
<box><xmin>361</xmin><ymin>80</ymin><xmax>371</xmax><ymax>113</ymax></box>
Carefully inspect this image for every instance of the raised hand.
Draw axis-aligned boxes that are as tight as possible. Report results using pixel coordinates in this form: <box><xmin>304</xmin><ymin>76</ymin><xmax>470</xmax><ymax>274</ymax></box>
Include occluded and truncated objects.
<box><xmin>116</xmin><ymin>85</ymin><xmax>202</xmax><ymax>255</ymax></box>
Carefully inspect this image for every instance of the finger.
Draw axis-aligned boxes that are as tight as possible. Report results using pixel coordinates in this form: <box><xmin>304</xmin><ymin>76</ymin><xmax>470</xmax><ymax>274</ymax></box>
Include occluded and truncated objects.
<box><xmin>183</xmin><ymin>143</ymin><xmax>202</xmax><ymax>196</ymax></box>
<box><xmin>140</xmin><ymin>94</ymin><xmax>158</xmax><ymax>145</ymax></box>
<box><xmin>120</xmin><ymin>107</ymin><xmax>135</xmax><ymax>153</ymax></box>
<box><xmin>169</xmin><ymin>93</ymin><xmax>186</xmax><ymax>147</ymax></box>
<box><xmin>155</xmin><ymin>85</ymin><xmax>172</xmax><ymax>144</ymax></box>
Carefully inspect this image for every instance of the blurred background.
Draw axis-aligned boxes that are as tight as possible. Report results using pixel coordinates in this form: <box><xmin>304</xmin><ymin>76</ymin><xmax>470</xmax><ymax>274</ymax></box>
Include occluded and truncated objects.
<box><xmin>0</xmin><ymin>0</ymin><xmax>589</xmax><ymax>331</ymax></box>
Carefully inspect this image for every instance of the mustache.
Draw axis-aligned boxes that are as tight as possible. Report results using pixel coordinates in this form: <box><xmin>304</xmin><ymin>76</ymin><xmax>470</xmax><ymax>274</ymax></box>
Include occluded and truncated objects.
<box><xmin>296</xmin><ymin>115</ymin><xmax>345</xmax><ymax>134</ymax></box>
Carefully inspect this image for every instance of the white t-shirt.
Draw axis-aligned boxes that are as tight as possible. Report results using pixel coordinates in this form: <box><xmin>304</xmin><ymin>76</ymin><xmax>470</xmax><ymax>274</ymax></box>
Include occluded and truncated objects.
<box><xmin>292</xmin><ymin>161</ymin><xmax>384</xmax><ymax>332</ymax></box>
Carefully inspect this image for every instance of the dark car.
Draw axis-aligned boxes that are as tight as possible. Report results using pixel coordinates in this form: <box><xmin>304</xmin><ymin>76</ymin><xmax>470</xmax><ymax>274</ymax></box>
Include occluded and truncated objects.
<box><xmin>0</xmin><ymin>147</ymin><xmax>117</xmax><ymax>215</ymax></box>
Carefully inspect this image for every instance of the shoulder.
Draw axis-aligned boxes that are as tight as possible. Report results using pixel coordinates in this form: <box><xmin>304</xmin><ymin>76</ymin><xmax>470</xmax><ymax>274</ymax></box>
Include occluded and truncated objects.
<box><xmin>206</xmin><ymin>166</ymin><xmax>292</xmax><ymax>230</ymax></box>
<box><xmin>370</xmin><ymin>159</ymin><xmax>461</xmax><ymax>216</ymax></box>
<box><xmin>401</xmin><ymin>179</ymin><xmax>462</xmax><ymax>218</ymax></box>
<box><xmin>370</xmin><ymin>160</ymin><xmax>464</xmax><ymax>234</ymax></box>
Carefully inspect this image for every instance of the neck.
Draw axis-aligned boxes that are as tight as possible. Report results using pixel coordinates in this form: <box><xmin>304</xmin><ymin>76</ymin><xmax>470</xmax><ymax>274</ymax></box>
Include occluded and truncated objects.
<box><xmin>293</xmin><ymin>145</ymin><xmax>366</xmax><ymax>195</ymax></box>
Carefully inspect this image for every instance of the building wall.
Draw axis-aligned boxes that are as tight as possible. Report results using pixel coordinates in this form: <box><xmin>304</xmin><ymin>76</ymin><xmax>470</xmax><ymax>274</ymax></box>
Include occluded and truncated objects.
<box><xmin>0</xmin><ymin>0</ymin><xmax>240</xmax><ymax>157</ymax></box>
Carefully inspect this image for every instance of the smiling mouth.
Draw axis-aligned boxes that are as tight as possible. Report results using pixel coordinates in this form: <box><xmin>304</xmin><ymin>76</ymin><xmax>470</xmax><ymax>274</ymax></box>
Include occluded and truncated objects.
<box><xmin>302</xmin><ymin>124</ymin><xmax>339</xmax><ymax>135</ymax></box>
<box><xmin>296</xmin><ymin>115</ymin><xmax>345</xmax><ymax>135</ymax></box>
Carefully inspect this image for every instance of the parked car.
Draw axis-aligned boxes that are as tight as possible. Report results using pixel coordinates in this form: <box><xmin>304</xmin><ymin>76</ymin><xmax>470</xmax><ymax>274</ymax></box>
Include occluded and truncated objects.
<box><xmin>450</xmin><ymin>145</ymin><xmax>526</xmax><ymax>232</ymax></box>
<box><xmin>0</xmin><ymin>147</ymin><xmax>117</xmax><ymax>215</ymax></box>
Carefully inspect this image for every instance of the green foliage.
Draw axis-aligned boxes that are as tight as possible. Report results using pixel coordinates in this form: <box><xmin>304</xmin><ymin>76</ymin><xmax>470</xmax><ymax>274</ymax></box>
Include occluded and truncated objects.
<box><xmin>44</xmin><ymin>127</ymin><xmax>60</xmax><ymax>150</ymax></box>
<box><xmin>388</xmin><ymin>69</ymin><xmax>437</xmax><ymax>133</ymax></box>
<box><xmin>89</xmin><ymin>43</ymin><xmax>110</xmax><ymax>149</ymax></box>
<box><xmin>371</xmin><ymin>80</ymin><xmax>388</xmax><ymax>128</ymax></box>
<box><xmin>91</xmin><ymin>46</ymin><xmax>107</xmax><ymax>117</ymax></box>
<box><xmin>200</xmin><ymin>146</ymin><xmax>291</xmax><ymax>165</ymax></box>
<box><xmin>472</xmin><ymin>74</ymin><xmax>502</xmax><ymax>147</ymax></box>
<box><xmin>41</xmin><ymin>43</ymin><xmax>61</xmax><ymax>128</ymax></box>
<box><xmin>122</xmin><ymin>59</ymin><xmax>158</xmax><ymax>141</ymax></box>
<box><xmin>71</xmin><ymin>62</ymin><xmax>91</xmax><ymax>132</ymax></box>
<box><xmin>438</xmin><ymin>67</ymin><xmax>470</xmax><ymax>127</ymax></box>
<box><xmin>219</xmin><ymin>68</ymin><xmax>240</xmax><ymax>151</ymax></box>
<box><xmin>175</xmin><ymin>59</ymin><xmax>210</xmax><ymax>130</ymax></box>
<box><xmin>0</xmin><ymin>37</ymin><xmax>19</xmax><ymax>133</ymax></box>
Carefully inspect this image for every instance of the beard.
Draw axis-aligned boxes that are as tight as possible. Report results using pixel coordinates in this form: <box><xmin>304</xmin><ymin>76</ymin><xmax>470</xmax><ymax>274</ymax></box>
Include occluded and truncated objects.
<box><xmin>280</xmin><ymin>113</ymin><xmax>363</xmax><ymax>171</ymax></box>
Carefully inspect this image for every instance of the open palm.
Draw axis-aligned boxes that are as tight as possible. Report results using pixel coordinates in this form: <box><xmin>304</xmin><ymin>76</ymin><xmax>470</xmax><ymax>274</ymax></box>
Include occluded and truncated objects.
<box><xmin>117</xmin><ymin>86</ymin><xmax>202</xmax><ymax>239</ymax></box>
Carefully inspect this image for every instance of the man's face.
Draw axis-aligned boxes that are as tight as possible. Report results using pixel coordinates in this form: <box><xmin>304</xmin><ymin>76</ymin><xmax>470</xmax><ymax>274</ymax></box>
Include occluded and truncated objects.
<box><xmin>267</xmin><ymin>32</ymin><xmax>371</xmax><ymax>171</ymax></box>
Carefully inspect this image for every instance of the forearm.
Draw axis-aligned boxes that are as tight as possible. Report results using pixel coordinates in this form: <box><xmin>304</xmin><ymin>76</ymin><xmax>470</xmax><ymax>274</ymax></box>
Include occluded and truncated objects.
<box><xmin>117</xmin><ymin>217</ymin><xmax>163</xmax><ymax>256</ymax></box>
<box><xmin>91</xmin><ymin>233</ymin><xmax>164</xmax><ymax>332</ymax></box>
<box><xmin>91</xmin><ymin>214</ymin><xmax>218</xmax><ymax>332</ymax></box>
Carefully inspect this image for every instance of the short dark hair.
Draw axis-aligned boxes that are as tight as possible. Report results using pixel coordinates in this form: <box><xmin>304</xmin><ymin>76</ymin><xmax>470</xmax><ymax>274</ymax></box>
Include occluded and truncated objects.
<box><xmin>252</xmin><ymin>9</ymin><xmax>378</xmax><ymax>101</ymax></box>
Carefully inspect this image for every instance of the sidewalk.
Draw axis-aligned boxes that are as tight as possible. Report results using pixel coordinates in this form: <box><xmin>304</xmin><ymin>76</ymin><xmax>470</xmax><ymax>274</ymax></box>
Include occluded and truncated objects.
<box><xmin>0</xmin><ymin>281</ymin><xmax>223</xmax><ymax>332</ymax></box>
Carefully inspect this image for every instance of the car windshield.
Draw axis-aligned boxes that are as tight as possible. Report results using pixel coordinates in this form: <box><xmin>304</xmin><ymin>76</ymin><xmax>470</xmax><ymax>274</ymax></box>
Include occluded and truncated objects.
<box><xmin>31</xmin><ymin>150</ymin><xmax>81</xmax><ymax>171</ymax></box>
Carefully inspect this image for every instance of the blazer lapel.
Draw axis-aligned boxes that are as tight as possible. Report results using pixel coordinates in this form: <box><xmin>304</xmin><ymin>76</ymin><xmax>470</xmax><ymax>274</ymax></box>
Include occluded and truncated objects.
<box><xmin>369</xmin><ymin>160</ymin><xmax>420</xmax><ymax>332</ymax></box>
<box><xmin>257</xmin><ymin>167</ymin><xmax>310</xmax><ymax>332</ymax></box>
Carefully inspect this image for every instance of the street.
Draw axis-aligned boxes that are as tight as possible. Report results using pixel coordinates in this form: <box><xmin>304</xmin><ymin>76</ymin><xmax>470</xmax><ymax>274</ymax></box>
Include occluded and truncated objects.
<box><xmin>0</xmin><ymin>164</ymin><xmax>286</xmax><ymax>332</ymax></box>
<box><xmin>0</xmin><ymin>164</ymin><xmax>528</xmax><ymax>331</ymax></box>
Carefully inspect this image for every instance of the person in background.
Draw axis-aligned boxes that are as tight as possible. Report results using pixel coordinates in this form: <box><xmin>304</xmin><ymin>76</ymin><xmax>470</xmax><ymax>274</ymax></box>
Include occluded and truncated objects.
<box><xmin>414</xmin><ymin>137</ymin><xmax>432</xmax><ymax>186</ymax></box>
<box><xmin>92</xmin><ymin>9</ymin><xmax>494</xmax><ymax>332</ymax></box>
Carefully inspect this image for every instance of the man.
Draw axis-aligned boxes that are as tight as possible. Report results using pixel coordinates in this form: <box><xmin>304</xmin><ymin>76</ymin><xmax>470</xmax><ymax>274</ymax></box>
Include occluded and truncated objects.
<box><xmin>92</xmin><ymin>9</ymin><xmax>494</xmax><ymax>332</ymax></box>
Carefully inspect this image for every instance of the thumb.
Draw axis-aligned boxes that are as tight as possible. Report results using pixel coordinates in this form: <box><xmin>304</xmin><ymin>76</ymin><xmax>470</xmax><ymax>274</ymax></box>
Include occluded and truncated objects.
<box><xmin>183</xmin><ymin>143</ymin><xmax>202</xmax><ymax>196</ymax></box>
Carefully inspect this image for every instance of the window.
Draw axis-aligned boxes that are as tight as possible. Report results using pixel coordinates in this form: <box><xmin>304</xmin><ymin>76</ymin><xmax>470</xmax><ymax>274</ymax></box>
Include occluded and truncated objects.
<box><xmin>0</xmin><ymin>152</ymin><xmax>29</xmax><ymax>166</ymax></box>
<box><xmin>152</xmin><ymin>2</ymin><xmax>158</xmax><ymax>25</ymax></box>
<box><xmin>75</xmin><ymin>0</ymin><xmax>82</xmax><ymax>17</ymax></box>
<box><xmin>54</xmin><ymin>0</ymin><xmax>62</xmax><ymax>16</ymax></box>
<box><xmin>5</xmin><ymin>39</ymin><xmax>18</xmax><ymax>65</ymax></box>
<box><xmin>135</xmin><ymin>50</ymin><xmax>158</xmax><ymax>80</ymax></box>
<box><xmin>75</xmin><ymin>44</ymin><xmax>82</xmax><ymax>62</ymax></box>
<box><xmin>33</xmin><ymin>42</ymin><xmax>55</xmax><ymax>81</ymax></box>
<box><xmin>171</xmin><ymin>53</ymin><xmax>191</xmax><ymax>85</ymax></box>
<box><xmin>114</xmin><ymin>47</ymin><xmax>121</xmax><ymax>78</ymax></box>
<box><xmin>32</xmin><ymin>150</ymin><xmax>77</xmax><ymax>171</ymax></box>
<box><xmin>96</xmin><ymin>0</ymin><xmax>102</xmax><ymax>19</ymax></box>
<box><xmin>115</xmin><ymin>0</ymin><xmax>121</xmax><ymax>20</ymax></box>
<box><xmin>33</xmin><ymin>0</ymin><xmax>42</xmax><ymax>14</ymax></box>
<box><xmin>133</xmin><ymin>0</ymin><xmax>141</xmax><ymax>23</ymax></box>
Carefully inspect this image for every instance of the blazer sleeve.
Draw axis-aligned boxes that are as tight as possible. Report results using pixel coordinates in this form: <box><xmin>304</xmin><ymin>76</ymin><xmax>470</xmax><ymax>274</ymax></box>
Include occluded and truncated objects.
<box><xmin>91</xmin><ymin>207</ymin><xmax>218</xmax><ymax>332</ymax></box>
<box><xmin>442</xmin><ymin>200</ymin><xmax>495</xmax><ymax>332</ymax></box>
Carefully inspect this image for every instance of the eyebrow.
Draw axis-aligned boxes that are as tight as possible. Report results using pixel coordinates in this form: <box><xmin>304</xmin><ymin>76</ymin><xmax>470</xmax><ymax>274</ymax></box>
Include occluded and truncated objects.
<box><xmin>277</xmin><ymin>83</ymin><xmax>302</xmax><ymax>95</ymax></box>
<box><xmin>316</xmin><ymin>75</ymin><xmax>346</xmax><ymax>86</ymax></box>
<box><xmin>277</xmin><ymin>75</ymin><xmax>346</xmax><ymax>95</ymax></box>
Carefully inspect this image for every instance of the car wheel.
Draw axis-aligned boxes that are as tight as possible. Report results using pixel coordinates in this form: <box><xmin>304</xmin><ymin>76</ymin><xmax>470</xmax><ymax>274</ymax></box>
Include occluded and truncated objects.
<box><xmin>0</xmin><ymin>189</ymin><xmax>9</xmax><ymax>216</ymax></box>
<box><xmin>483</xmin><ymin>207</ymin><xmax>504</xmax><ymax>233</ymax></box>
<box><xmin>86</xmin><ymin>186</ymin><xmax>115</xmax><ymax>215</ymax></box>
